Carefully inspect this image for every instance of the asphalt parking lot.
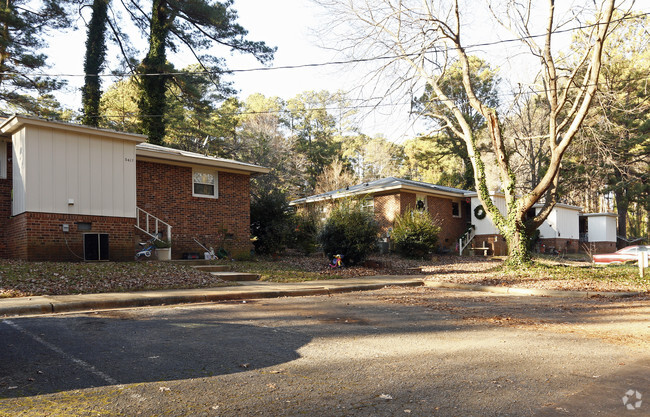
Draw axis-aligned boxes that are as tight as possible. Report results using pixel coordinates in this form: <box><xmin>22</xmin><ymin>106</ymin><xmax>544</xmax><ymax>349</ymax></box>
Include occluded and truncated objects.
<box><xmin>1</xmin><ymin>287</ymin><xmax>648</xmax><ymax>416</ymax></box>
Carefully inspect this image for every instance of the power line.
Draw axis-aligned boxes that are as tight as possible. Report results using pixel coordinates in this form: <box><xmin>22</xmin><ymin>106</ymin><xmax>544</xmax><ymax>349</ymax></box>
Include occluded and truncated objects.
<box><xmin>0</xmin><ymin>11</ymin><xmax>647</xmax><ymax>80</ymax></box>
<box><xmin>76</xmin><ymin>73</ymin><xmax>650</xmax><ymax>120</ymax></box>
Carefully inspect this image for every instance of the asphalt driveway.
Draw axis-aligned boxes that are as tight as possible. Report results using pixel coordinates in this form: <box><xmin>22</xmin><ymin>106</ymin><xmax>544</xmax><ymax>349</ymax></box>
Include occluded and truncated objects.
<box><xmin>0</xmin><ymin>287</ymin><xmax>648</xmax><ymax>416</ymax></box>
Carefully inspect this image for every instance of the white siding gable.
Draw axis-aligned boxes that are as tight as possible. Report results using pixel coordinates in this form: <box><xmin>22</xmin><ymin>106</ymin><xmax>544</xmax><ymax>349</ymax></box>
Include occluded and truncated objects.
<box><xmin>11</xmin><ymin>124</ymin><xmax>137</xmax><ymax>218</ymax></box>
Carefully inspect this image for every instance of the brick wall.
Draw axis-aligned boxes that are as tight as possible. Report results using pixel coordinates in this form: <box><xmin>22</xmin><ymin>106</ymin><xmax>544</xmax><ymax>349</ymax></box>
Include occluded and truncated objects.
<box><xmin>580</xmin><ymin>241</ymin><xmax>616</xmax><ymax>254</ymax></box>
<box><xmin>425</xmin><ymin>195</ymin><xmax>468</xmax><ymax>250</ymax></box>
<box><xmin>474</xmin><ymin>234</ymin><xmax>508</xmax><ymax>256</ymax></box>
<box><xmin>136</xmin><ymin>161</ymin><xmax>252</xmax><ymax>258</ymax></box>
<box><xmin>5</xmin><ymin>212</ymin><xmax>134</xmax><ymax>261</ymax></box>
<box><xmin>539</xmin><ymin>238</ymin><xmax>580</xmax><ymax>254</ymax></box>
<box><xmin>374</xmin><ymin>193</ymin><xmax>401</xmax><ymax>236</ymax></box>
<box><xmin>373</xmin><ymin>191</ymin><xmax>467</xmax><ymax>251</ymax></box>
<box><xmin>0</xmin><ymin>142</ymin><xmax>11</xmax><ymax>258</ymax></box>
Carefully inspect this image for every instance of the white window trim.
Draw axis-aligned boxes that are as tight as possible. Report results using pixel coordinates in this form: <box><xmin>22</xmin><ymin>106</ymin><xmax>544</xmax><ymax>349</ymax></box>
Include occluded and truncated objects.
<box><xmin>452</xmin><ymin>201</ymin><xmax>461</xmax><ymax>218</ymax></box>
<box><xmin>0</xmin><ymin>140</ymin><xmax>6</xmax><ymax>179</ymax></box>
<box><xmin>416</xmin><ymin>194</ymin><xmax>428</xmax><ymax>211</ymax></box>
<box><xmin>360</xmin><ymin>196</ymin><xmax>374</xmax><ymax>213</ymax></box>
<box><xmin>192</xmin><ymin>168</ymin><xmax>219</xmax><ymax>199</ymax></box>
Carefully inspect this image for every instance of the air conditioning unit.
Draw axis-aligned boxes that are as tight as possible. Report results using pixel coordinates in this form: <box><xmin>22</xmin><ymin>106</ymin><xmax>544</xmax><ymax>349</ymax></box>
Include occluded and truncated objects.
<box><xmin>83</xmin><ymin>233</ymin><xmax>109</xmax><ymax>261</ymax></box>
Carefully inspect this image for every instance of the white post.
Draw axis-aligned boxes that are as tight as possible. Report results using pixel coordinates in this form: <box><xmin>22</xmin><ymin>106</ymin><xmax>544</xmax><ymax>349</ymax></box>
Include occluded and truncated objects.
<box><xmin>639</xmin><ymin>251</ymin><xmax>648</xmax><ymax>279</ymax></box>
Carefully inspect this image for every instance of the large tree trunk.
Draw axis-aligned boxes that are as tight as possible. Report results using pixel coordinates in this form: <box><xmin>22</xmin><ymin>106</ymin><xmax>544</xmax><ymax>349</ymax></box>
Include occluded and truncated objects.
<box><xmin>138</xmin><ymin>0</ymin><xmax>172</xmax><ymax>145</ymax></box>
<box><xmin>81</xmin><ymin>0</ymin><xmax>109</xmax><ymax>127</ymax></box>
<box><xmin>615</xmin><ymin>187</ymin><xmax>628</xmax><ymax>245</ymax></box>
<box><xmin>505</xmin><ymin>225</ymin><xmax>531</xmax><ymax>266</ymax></box>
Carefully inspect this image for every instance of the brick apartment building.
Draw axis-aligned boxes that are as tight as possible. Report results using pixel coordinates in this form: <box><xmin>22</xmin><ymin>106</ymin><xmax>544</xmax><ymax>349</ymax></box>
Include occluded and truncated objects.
<box><xmin>0</xmin><ymin>115</ymin><xmax>268</xmax><ymax>261</ymax></box>
<box><xmin>291</xmin><ymin>178</ymin><xmax>617</xmax><ymax>256</ymax></box>
<box><xmin>290</xmin><ymin>177</ymin><xmax>471</xmax><ymax>253</ymax></box>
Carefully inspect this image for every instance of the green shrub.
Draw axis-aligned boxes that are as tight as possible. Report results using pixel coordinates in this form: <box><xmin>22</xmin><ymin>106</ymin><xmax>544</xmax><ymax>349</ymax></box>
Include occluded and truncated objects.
<box><xmin>250</xmin><ymin>190</ymin><xmax>294</xmax><ymax>255</ymax></box>
<box><xmin>318</xmin><ymin>200</ymin><xmax>379</xmax><ymax>266</ymax></box>
<box><xmin>291</xmin><ymin>212</ymin><xmax>319</xmax><ymax>255</ymax></box>
<box><xmin>392</xmin><ymin>210</ymin><xmax>440</xmax><ymax>259</ymax></box>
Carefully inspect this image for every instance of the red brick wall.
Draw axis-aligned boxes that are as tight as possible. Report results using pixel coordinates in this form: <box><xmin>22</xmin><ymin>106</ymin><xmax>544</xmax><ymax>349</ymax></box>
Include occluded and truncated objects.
<box><xmin>374</xmin><ymin>193</ymin><xmax>401</xmax><ymax>236</ymax></box>
<box><xmin>373</xmin><ymin>191</ymin><xmax>467</xmax><ymax>251</ymax></box>
<box><xmin>0</xmin><ymin>142</ymin><xmax>11</xmax><ymax>258</ymax></box>
<box><xmin>5</xmin><ymin>212</ymin><xmax>134</xmax><ymax>261</ymax></box>
<box><xmin>426</xmin><ymin>195</ymin><xmax>468</xmax><ymax>250</ymax></box>
<box><xmin>580</xmin><ymin>241</ymin><xmax>616</xmax><ymax>254</ymax></box>
<box><xmin>539</xmin><ymin>238</ymin><xmax>580</xmax><ymax>254</ymax></box>
<box><xmin>474</xmin><ymin>234</ymin><xmax>508</xmax><ymax>256</ymax></box>
<box><xmin>399</xmin><ymin>192</ymin><xmax>416</xmax><ymax>213</ymax></box>
<box><xmin>136</xmin><ymin>161</ymin><xmax>252</xmax><ymax>258</ymax></box>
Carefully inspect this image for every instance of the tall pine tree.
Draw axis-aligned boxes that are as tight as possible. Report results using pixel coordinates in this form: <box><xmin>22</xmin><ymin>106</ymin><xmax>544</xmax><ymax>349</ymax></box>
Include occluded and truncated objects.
<box><xmin>81</xmin><ymin>0</ymin><xmax>110</xmax><ymax>126</ymax></box>
<box><xmin>0</xmin><ymin>0</ymin><xmax>69</xmax><ymax>115</ymax></box>
<box><xmin>136</xmin><ymin>0</ymin><xmax>275</xmax><ymax>145</ymax></box>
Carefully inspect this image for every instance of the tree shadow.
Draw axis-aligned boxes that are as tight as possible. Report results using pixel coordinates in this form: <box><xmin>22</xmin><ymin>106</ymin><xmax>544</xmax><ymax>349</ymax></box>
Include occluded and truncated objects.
<box><xmin>0</xmin><ymin>312</ymin><xmax>312</xmax><ymax>399</ymax></box>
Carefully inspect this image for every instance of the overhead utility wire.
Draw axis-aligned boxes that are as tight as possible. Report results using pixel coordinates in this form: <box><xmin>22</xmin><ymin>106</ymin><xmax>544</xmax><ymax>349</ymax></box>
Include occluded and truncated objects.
<box><xmin>84</xmin><ymin>73</ymin><xmax>650</xmax><ymax>119</ymax></box>
<box><xmin>1</xmin><ymin>11</ymin><xmax>647</xmax><ymax>79</ymax></box>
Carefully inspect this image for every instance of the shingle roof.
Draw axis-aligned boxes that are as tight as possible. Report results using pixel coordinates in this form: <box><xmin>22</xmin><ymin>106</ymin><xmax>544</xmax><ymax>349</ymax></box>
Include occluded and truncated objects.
<box><xmin>290</xmin><ymin>177</ymin><xmax>470</xmax><ymax>205</ymax></box>
<box><xmin>136</xmin><ymin>142</ymin><xmax>269</xmax><ymax>174</ymax></box>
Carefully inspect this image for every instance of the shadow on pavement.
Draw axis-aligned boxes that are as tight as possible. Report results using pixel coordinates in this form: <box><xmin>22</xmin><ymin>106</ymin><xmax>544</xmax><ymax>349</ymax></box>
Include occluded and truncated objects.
<box><xmin>0</xmin><ymin>312</ymin><xmax>312</xmax><ymax>399</ymax></box>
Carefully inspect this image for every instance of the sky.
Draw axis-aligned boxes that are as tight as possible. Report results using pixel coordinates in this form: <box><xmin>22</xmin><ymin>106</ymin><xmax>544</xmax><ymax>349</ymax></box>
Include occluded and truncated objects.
<box><xmin>47</xmin><ymin>0</ymin><xmax>645</xmax><ymax>143</ymax></box>
<box><xmin>49</xmin><ymin>0</ymin><xmax>424</xmax><ymax>142</ymax></box>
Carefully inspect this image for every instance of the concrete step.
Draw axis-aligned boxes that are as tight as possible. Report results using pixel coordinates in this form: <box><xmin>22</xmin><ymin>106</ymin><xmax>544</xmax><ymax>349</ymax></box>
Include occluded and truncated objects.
<box><xmin>169</xmin><ymin>259</ymin><xmax>213</xmax><ymax>266</ymax></box>
<box><xmin>192</xmin><ymin>265</ymin><xmax>230</xmax><ymax>272</ymax></box>
<box><xmin>210</xmin><ymin>272</ymin><xmax>260</xmax><ymax>282</ymax></box>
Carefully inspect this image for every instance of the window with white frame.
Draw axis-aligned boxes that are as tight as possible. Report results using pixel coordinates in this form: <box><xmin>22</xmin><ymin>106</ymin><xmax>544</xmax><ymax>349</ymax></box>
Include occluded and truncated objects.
<box><xmin>452</xmin><ymin>201</ymin><xmax>461</xmax><ymax>218</ymax></box>
<box><xmin>0</xmin><ymin>141</ymin><xmax>6</xmax><ymax>179</ymax></box>
<box><xmin>360</xmin><ymin>196</ymin><xmax>374</xmax><ymax>214</ymax></box>
<box><xmin>192</xmin><ymin>169</ymin><xmax>218</xmax><ymax>198</ymax></box>
<box><xmin>416</xmin><ymin>194</ymin><xmax>427</xmax><ymax>211</ymax></box>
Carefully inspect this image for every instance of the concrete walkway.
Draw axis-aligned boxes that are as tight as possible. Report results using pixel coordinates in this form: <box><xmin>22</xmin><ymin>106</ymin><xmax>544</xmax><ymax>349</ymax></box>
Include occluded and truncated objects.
<box><xmin>0</xmin><ymin>276</ymin><xmax>425</xmax><ymax>317</ymax></box>
<box><xmin>0</xmin><ymin>276</ymin><xmax>642</xmax><ymax>318</ymax></box>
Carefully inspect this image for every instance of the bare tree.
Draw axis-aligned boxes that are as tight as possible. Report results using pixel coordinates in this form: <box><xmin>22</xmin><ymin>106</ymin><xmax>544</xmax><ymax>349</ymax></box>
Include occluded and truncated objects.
<box><xmin>318</xmin><ymin>0</ymin><xmax>617</xmax><ymax>264</ymax></box>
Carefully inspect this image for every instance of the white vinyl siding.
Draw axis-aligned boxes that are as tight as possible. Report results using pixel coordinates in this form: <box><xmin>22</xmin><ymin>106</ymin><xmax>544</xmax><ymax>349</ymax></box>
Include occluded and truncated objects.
<box><xmin>193</xmin><ymin>169</ymin><xmax>218</xmax><ymax>198</ymax></box>
<box><xmin>0</xmin><ymin>140</ymin><xmax>6</xmax><ymax>179</ymax></box>
<box><xmin>587</xmin><ymin>215</ymin><xmax>617</xmax><ymax>242</ymax></box>
<box><xmin>471</xmin><ymin>195</ymin><xmax>506</xmax><ymax>235</ymax></box>
<box><xmin>537</xmin><ymin>206</ymin><xmax>579</xmax><ymax>239</ymax></box>
<box><xmin>11</xmin><ymin>124</ymin><xmax>137</xmax><ymax>217</ymax></box>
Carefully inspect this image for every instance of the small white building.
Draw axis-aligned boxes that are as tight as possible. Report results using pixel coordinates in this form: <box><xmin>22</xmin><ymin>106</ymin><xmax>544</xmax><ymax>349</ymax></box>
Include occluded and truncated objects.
<box><xmin>579</xmin><ymin>212</ymin><xmax>617</xmax><ymax>253</ymax></box>
<box><xmin>465</xmin><ymin>192</ymin><xmax>582</xmax><ymax>255</ymax></box>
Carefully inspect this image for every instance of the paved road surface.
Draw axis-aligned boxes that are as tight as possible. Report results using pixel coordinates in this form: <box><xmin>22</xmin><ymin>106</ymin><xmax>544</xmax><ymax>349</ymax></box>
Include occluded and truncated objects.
<box><xmin>0</xmin><ymin>287</ymin><xmax>648</xmax><ymax>416</ymax></box>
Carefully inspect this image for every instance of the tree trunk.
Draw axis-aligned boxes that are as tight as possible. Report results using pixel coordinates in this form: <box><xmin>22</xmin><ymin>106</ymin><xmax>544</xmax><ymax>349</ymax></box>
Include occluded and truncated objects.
<box><xmin>81</xmin><ymin>0</ymin><xmax>109</xmax><ymax>127</ymax></box>
<box><xmin>139</xmin><ymin>0</ymin><xmax>172</xmax><ymax>145</ymax></box>
<box><xmin>615</xmin><ymin>187</ymin><xmax>627</xmax><ymax>245</ymax></box>
<box><xmin>504</xmin><ymin>226</ymin><xmax>531</xmax><ymax>266</ymax></box>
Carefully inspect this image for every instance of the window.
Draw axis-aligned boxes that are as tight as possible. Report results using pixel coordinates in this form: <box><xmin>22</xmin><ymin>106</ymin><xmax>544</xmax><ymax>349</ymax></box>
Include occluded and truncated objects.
<box><xmin>76</xmin><ymin>222</ymin><xmax>92</xmax><ymax>231</ymax></box>
<box><xmin>83</xmin><ymin>233</ymin><xmax>109</xmax><ymax>261</ymax></box>
<box><xmin>0</xmin><ymin>141</ymin><xmax>6</xmax><ymax>179</ymax></box>
<box><xmin>193</xmin><ymin>169</ymin><xmax>218</xmax><ymax>198</ymax></box>
<box><xmin>452</xmin><ymin>201</ymin><xmax>461</xmax><ymax>218</ymax></box>
<box><xmin>416</xmin><ymin>194</ymin><xmax>427</xmax><ymax>211</ymax></box>
<box><xmin>360</xmin><ymin>196</ymin><xmax>374</xmax><ymax>214</ymax></box>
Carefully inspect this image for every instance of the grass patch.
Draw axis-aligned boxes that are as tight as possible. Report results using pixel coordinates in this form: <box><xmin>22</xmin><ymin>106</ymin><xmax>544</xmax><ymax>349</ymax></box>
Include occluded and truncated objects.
<box><xmin>495</xmin><ymin>262</ymin><xmax>649</xmax><ymax>290</ymax></box>
<box><xmin>227</xmin><ymin>261</ymin><xmax>325</xmax><ymax>282</ymax></box>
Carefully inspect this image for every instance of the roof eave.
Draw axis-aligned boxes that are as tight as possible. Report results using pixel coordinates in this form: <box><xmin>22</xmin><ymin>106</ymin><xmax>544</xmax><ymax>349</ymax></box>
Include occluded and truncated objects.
<box><xmin>290</xmin><ymin>183</ymin><xmax>466</xmax><ymax>205</ymax></box>
<box><xmin>0</xmin><ymin>114</ymin><xmax>147</xmax><ymax>143</ymax></box>
<box><xmin>136</xmin><ymin>148</ymin><xmax>270</xmax><ymax>175</ymax></box>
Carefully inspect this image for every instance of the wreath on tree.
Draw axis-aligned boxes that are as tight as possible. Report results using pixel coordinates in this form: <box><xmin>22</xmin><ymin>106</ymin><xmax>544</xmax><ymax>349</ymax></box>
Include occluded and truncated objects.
<box><xmin>474</xmin><ymin>204</ymin><xmax>487</xmax><ymax>220</ymax></box>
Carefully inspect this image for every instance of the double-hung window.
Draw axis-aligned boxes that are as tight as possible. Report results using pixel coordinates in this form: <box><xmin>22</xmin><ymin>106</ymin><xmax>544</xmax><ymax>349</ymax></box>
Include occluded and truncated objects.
<box><xmin>452</xmin><ymin>201</ymin><xmax>461</xmax><ymax>218</ymax></box>
<box><xmin>193</xmin><ymin>169</ymin><xmax>218</xmax><ymax>198</ymax></box>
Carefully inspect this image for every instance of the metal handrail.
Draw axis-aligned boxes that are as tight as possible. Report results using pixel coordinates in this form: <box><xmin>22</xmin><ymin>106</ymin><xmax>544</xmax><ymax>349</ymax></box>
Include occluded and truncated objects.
<box><xmin>135</xmin><ymin>207</ymin><xmax>172</xmax><ymax>242</ymax></box>
<box><xmin>458</xmin><ymin>225</ymin><xmax>476</xmax><ymax>256</ymax></box>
